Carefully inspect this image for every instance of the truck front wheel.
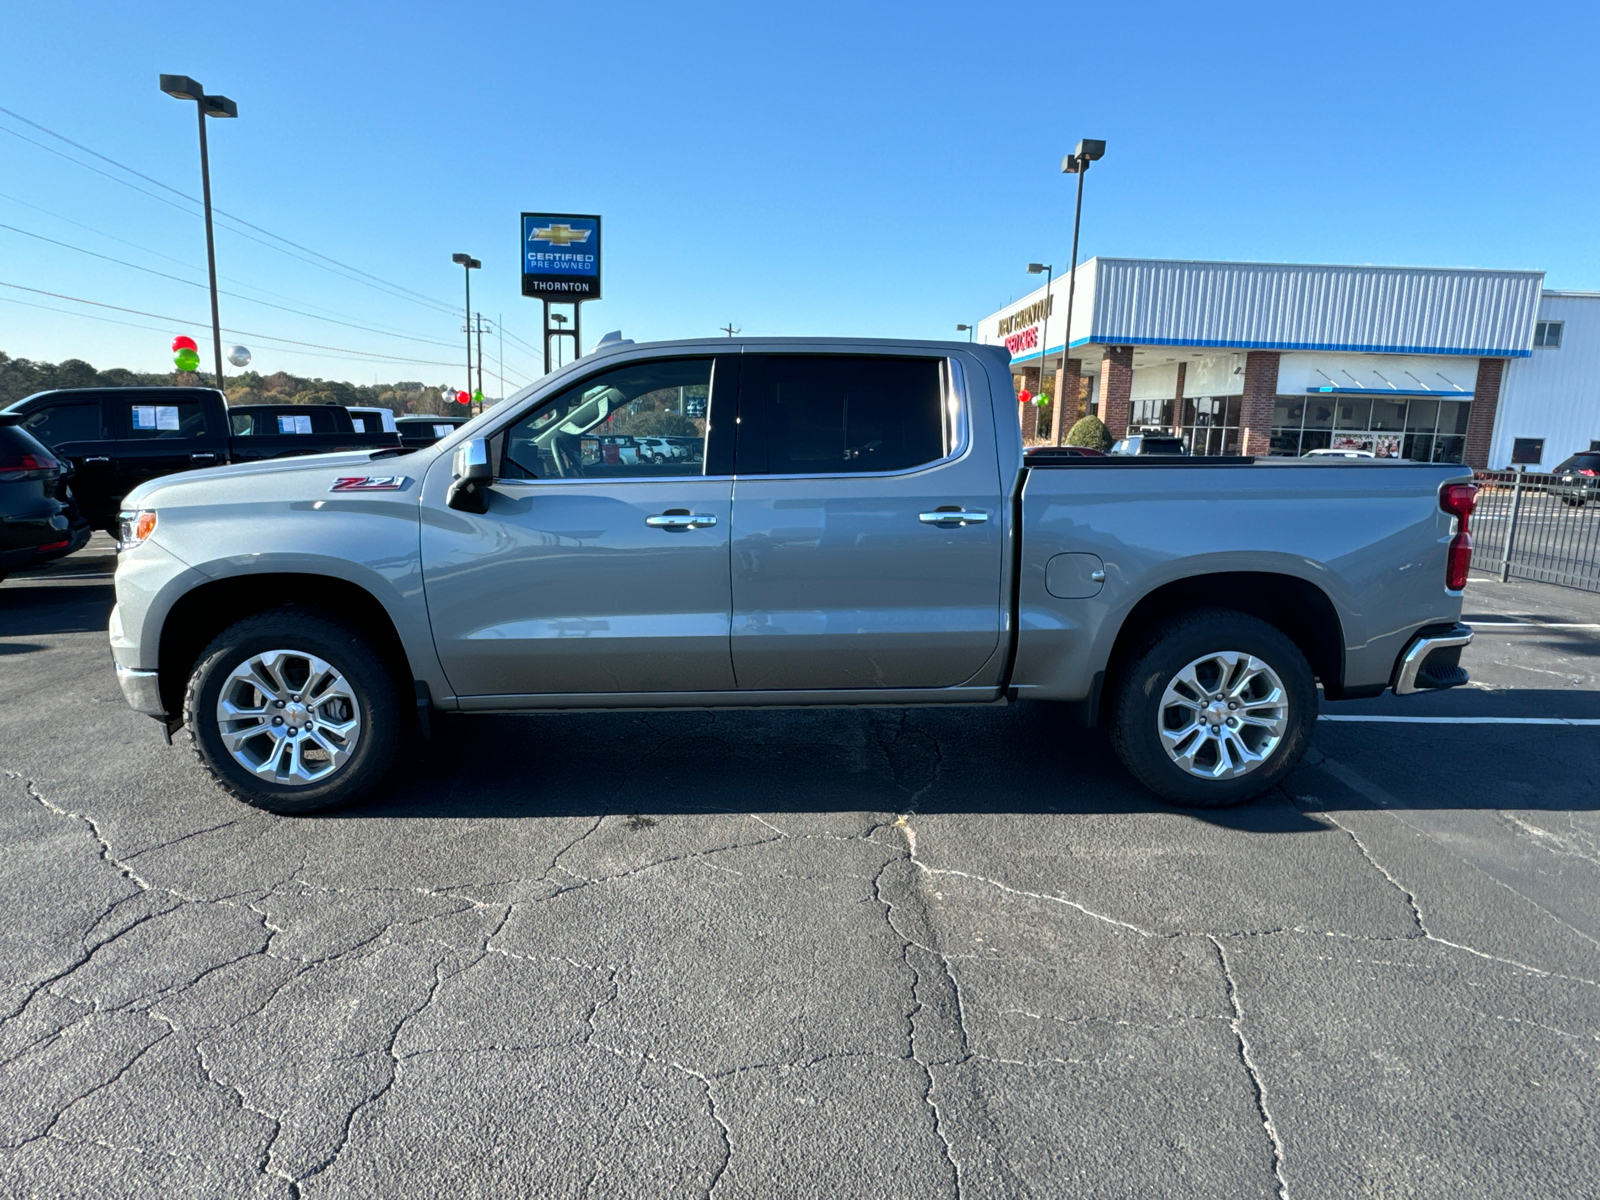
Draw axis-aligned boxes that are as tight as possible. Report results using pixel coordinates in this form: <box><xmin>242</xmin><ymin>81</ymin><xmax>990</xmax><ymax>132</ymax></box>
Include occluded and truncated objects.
<box><xmin>1110</xmin><ymin>610</ymin><xmax>1316</xmax><ymax>808</ymax></box>
<box><xmin>183</xmin><ymin>607</ymin><xmax>401</xmax><ymax>814</ymax></box>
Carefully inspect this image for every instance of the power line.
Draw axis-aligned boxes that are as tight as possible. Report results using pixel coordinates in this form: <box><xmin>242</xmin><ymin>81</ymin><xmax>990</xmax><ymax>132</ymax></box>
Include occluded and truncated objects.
<box><xmin>0</xmin><ymin>104</ymin><xmax>461</xmax><ymax>315</ymax></box>
<box><xmin>0</xmin><ymin>221</ymin><xmax>464</xmax><ymax>350</ymax></box>
<box><xmin>0</xmin><ymin>190</ymin><xmax>466</xmax><ymax>345</ymax></box>
<box><xmin>0</xmin><ymin>281</ymin><xmax>463</xmax><ymax>367</ymax></box>
<box><xmin>0</xmin><ymin>109</ymin><xmax>462</xmax><ymax>319</ymax></box>
<box><xmin>0</xmin><ymin>293</ymin><xmax>454</xmax><ymax>374</ymax></box>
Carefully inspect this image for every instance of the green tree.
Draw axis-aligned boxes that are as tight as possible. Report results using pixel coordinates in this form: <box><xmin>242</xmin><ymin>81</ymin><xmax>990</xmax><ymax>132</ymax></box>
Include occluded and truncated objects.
<box><xmin>1066</xmin><ymin>414</ymin><xmax>1112</xmax><ymax>451</ymax></box>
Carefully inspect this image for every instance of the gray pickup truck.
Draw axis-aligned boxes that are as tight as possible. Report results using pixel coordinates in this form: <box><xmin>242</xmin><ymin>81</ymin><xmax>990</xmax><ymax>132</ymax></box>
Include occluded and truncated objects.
<box><xmin>109</xmin><ymin>338</ymin><xmax>1477</xmax><ymax>814</ymax></box>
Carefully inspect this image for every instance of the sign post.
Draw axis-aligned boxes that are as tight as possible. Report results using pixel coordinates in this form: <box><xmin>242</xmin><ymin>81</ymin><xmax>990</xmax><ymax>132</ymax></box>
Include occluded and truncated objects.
<box><xmin>521</xmin><ymin>213</ymin><xmax>601</xmax><ymax>373</ymax></box>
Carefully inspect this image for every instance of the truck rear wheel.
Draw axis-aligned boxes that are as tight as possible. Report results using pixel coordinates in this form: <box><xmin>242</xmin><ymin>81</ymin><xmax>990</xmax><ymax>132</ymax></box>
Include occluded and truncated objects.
<box><xmin>183</xmin><ymin>607</ymin><xmax>401</xmax><ymax>814</ymax></box>
<box><xmin>1110</xmin><ymin>609</ymin><xmax>1316</xmax><ymax>808</ymax></box>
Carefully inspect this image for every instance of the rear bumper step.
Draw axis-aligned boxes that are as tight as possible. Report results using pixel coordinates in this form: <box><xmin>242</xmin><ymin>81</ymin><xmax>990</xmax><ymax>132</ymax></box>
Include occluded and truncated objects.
<box><xmin>1393</xmin><ymin>623</ymin><xmax>1474</xmax><ymax>695</ymax></box>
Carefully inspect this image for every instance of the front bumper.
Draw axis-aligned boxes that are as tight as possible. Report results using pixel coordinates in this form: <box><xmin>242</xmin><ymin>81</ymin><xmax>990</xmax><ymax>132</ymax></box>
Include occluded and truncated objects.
<box><xmin>1393</xmin><ymin>623</ymin><xmax>1474</xmax><ymax>695</ymax></box>
<box><xmin>115</xmin><ymin>662</ymin><xmax>167</xmax><ymax>718</ymax></box>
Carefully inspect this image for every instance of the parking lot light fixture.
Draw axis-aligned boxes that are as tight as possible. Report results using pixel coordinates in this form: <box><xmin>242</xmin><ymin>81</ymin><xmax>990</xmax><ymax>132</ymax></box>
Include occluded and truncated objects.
<box><xmin>161</xmin><ymin>75</ymin><xmax>236</xmax><ymax>391</ymax></box>
<box><xmin>1058</xmin><ymin>139</ymin><xmax>1106</xmax><ymax>444</ymax></box>
<box><xmin>956</xmin><ymin>323</ymin><xmax>974</xmax><ymax>342</ymax></box>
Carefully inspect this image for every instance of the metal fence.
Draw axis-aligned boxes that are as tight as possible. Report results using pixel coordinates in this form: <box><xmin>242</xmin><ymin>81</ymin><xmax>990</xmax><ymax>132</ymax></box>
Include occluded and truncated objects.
<box><xmin>1472</xmin><ymin>469</ymin><xmax>1600</xmax><ymax>592</ymax></box>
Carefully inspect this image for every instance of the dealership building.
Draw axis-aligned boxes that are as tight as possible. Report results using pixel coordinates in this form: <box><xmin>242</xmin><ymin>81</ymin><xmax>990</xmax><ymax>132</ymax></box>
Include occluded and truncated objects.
<box><xmin>980</xmin><ymin>257</ymin><xmax>1599</xmax><ymax>469</ymax></box>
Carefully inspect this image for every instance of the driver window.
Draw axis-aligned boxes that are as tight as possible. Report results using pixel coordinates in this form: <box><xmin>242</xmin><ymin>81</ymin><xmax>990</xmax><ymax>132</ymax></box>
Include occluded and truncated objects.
<box><xmin>500</xmin><ymin>358</ymin><xmax>712</xmax><ymax>480</ymax></box>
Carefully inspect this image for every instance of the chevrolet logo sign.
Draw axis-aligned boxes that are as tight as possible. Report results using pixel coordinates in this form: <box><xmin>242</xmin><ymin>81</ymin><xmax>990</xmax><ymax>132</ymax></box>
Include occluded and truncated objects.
<box><xmin>529</xmin><ymin>223</ymin><xmax>592</xmax><ymax>247</ymax></box>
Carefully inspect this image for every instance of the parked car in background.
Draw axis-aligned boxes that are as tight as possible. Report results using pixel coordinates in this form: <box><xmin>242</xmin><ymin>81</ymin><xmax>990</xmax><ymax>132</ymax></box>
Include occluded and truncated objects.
<box><xmin>0</xmin><ymin>389</ymin><xmax>397</xmax><ymax>535</ymax></box>
<box><xmin>346</xmin><ymin>406</ymin><xmax>398</xmax><ymax>436</ymax></box>
<box><xmin>1552</xmin><ymin>452</ymin><xmax>1600</xmax><ymax>505</ymax></box>
<box><xmin>0</xmin><ymin>416</ymin><xmax>75</xmax><ymax>583</ymax></box>
<box><xmin>396</xmin><ymin>415</ymin><xmax>469</xmax><ymax>451</ymax></box>
<box><xmin>633</xmin><ymin>436</ymin><xmax>686</xmax><ymax>463</ymax></box>
<box><xmin>1304</xmin><ymin>448</ymin><xmax>1377</xmax><ymax>460</ymax></box>
<box><xmin>111</xmin><ymin>337</ymin><xmax>1476</xmax><ymax>817</ymax></box>
<box><xmin>1110</xmin><ymin>434</ymin><xmax>1189</xmax><ymax>456</ymax></box>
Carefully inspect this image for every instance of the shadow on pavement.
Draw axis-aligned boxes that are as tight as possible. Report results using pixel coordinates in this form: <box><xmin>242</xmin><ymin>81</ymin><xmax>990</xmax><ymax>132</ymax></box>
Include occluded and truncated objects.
<box><xmin>0</xmin><ymin>581</ymin><xmax>115</xmax><ymax>636</ymax></box>
<box><xmin>332</xmin><ymin>703</ymin><xmax>1329</xmax><ymax>833</ymax></box>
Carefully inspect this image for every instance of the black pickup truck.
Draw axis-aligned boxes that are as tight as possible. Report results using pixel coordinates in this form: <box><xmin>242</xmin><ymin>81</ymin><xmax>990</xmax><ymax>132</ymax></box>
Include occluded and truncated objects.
<box><xmin>0</xmin><ymin>388</ymin><xmax>398</xmax><ymax>535</ymax></box>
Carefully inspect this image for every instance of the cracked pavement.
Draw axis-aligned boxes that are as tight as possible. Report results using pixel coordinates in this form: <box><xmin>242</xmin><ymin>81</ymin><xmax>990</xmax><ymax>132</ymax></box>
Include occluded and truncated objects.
<box><xmin>1</xmin><ymin>544</ymin><xmax>1597</xmax><ymax>1198</ymax></box>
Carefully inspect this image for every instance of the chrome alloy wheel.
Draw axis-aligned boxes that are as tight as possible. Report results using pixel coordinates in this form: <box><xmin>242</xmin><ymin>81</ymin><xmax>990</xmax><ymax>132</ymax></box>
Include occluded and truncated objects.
<box><xmin>1157</xmin><ymin>651</ymin><xmax>1289</xmax><ymax>781</ymax></box>
<box><xmin>215</xmin><ymin>649</ymin><xmax>362</xmax><ymax>786</ymax></box>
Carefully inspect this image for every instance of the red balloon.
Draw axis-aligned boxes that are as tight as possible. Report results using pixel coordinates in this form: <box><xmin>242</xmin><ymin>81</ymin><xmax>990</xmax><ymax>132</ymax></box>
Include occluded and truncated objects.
<box><xmin>172</xmin><ymin>335</ymin><xmax>199</xmax><ymax>353</ymax></box>
<box><xmin>1017</xmin><ymin>389</ymin><xmax>1032</xmax><ymax>403</ymax></box>
<box><xmin>455</xmin><ymin>390</ymin><xmax>470</xmax><ymax>405</ymax></box>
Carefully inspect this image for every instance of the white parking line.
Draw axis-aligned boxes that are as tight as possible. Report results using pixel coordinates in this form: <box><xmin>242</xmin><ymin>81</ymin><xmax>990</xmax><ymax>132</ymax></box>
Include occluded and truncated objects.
<box><xmin>3</xmin><ymin>572</ymin><xmax>115</xmax><ymax>582</ymax></box>
<box><xmin>1320</xmin><ymin>715</ymin><xmax>1600</xmax><ymax>726</ymax></box>
<box><xmin>1468</xmin><ymin>622</ymin><xmax>1600</xmax><ymax>631</ymax></box>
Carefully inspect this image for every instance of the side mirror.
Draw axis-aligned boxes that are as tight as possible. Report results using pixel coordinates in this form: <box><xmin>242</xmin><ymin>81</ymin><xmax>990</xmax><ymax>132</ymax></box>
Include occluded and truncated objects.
<box><xmin>446</xmin><ymin>437</ymin><xmax>491</xmax><ymax>513</ymax></box>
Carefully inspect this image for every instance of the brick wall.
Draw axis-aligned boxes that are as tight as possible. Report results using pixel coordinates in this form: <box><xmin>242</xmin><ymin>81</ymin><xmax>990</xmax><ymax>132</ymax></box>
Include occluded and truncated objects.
<box><xmin>1465</xmin><ymin>358</ymin><xmax>1504</xmax><ymax>469</ymax></box>
<box><xmin>1100</xmin><ymin>347</ymin><xmax>1134</xmax><ymax>438</ymax></box>
<box><xmin>1239</xmin><ymin>350</ymin><xmax>1280</xmax><ymax>456</ymax></box>
<box><xmin>1052</xmin><ymin>357</ymin><xmax>1083</xmax><ymax>443</ymax></box>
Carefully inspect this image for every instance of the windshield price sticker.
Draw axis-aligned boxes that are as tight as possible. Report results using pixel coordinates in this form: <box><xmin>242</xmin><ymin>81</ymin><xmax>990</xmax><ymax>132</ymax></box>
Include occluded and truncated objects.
<box><xmin>521</xmin><ymin>213</ymin><xmax>601</xmax><ymax>300</ymax></box>
<box><xmin>132</xmin><ymin>405</ymin><xmax>180</xmax><ymax>431</ymax></box>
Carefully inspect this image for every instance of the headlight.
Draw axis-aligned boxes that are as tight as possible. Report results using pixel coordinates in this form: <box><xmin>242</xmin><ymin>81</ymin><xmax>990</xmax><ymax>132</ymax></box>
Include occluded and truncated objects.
<box><xmin>118</xmin><ymin>509</ymin><xmax>157</xmax><ymax>550</ymax></box>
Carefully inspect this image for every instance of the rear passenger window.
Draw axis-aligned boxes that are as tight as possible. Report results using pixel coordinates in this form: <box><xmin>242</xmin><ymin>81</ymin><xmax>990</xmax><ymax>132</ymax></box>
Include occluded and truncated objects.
<box><xmin>124</xmin><ymin>401</ymin><xmax>207</xmax><ymax>439</ymax></box>
<box><xmin>21</xmin><ymin>403</ymin><xmax>104</xmax><ymax>447</ymax></box>
<box><xmin>737</xmin><ymin>355</ymin><xmax>950</xmax><ymax>475</ymax></box>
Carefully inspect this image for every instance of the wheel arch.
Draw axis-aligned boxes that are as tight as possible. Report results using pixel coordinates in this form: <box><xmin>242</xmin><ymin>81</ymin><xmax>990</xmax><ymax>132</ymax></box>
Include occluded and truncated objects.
<box><xmin>1095</xmin><ymin>570</ymin><xmax>1347</xmax><ymax>725</ymax></box>
<box><xmin>157</xmin><ymin>573</ymin><xmax>416</xmax><ymax>719</ymax></box>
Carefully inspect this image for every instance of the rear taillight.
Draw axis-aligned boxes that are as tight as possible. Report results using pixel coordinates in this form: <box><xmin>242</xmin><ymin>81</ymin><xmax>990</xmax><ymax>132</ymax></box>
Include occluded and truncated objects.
<box><xmin>1441</xmin><ymin>482</ymin><xmax>1476</xmax><ymax>591</ymax></box>
<box><xmin>1581</xmin><ymin>468</ymin><xmax>1598</xmax><ymax>477</ymax></box>
<box><xmin>0</xmin><ymin>450</ymin><xmax>59</xmax><ymax>476</ymax></box>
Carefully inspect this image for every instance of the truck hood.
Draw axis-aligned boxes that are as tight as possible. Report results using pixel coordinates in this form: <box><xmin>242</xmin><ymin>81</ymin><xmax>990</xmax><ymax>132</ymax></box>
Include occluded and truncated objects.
<box><xmin>123</xmin><ymin>447</ymin><xmax>435</xmax><ymax>509</ymax></box>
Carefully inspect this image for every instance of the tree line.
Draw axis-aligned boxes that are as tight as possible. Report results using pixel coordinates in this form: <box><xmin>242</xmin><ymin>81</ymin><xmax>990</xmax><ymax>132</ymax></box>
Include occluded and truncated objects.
<box><xmin>0</xmin><ymin>351</ymin><xmax>467</xmax><ymax>416</ymax></box>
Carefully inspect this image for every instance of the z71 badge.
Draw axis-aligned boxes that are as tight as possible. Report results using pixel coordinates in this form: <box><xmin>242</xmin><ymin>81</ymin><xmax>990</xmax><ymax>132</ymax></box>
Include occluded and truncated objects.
<box><xmin>329</xmin><ymin>476</ymin><xmax>409</xmax><ymax>492</ymax></box>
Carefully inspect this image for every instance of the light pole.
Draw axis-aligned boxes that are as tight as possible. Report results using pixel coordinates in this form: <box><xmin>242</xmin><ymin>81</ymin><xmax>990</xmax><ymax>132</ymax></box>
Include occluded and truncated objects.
<box><xmin>551</xmin><ymin>312</ymin><xmax>569</xmax><ymax>368</ymax></box>
<box><xmin>1058</xmin><ymin>138</ymin><xmax>1105</xmax><ymax>444</ymax></box>
<box><xmin>451</xmin><ymin>253</ymin><xmax>479</xmax><ymax>401</ymax></box>
<box><xmin>1027</xmin><ymin>263</ymin><xmax>1053</xmax><ymax>435</ymax></box>
<box><xmin>160</xmin><ymin>75</ymin><xmax>236</xmax><ymax>392</ymax></box>
<box><xmin>956</xmin><ymin>323</ymin><xmax>974</xmax><ymax>342</ymax></box>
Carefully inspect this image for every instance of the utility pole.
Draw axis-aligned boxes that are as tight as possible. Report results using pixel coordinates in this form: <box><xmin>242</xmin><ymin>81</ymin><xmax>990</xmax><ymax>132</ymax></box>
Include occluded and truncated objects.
<box><xmin>465</xmin><ymin>313</ymin><xmax>493</xmax><ymax>415</ymax></box>
<box><xmin>720</xmin><ymin>323</ymin><xmax>740</xmax><ymax>337</ymax></box>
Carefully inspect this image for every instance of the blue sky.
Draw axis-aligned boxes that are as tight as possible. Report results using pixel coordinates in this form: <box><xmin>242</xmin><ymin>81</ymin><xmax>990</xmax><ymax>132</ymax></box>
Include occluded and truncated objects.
<box><xmin>3</xmin><ymin>0</ymin><xmax>1597</xmax><ymax>392</ymax></box>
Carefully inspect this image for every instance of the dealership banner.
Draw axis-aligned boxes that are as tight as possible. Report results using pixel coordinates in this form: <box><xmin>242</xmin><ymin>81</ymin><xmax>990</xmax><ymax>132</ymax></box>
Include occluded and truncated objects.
<box><xmin>521</xmin><ymin>213</ymin><xmax>602</xmax><ymax>300</ymax></box>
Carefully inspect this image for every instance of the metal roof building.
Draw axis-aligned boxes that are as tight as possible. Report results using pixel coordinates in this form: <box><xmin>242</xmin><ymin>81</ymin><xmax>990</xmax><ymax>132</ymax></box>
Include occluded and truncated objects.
<box><xmin>977</xmin><ymin>257</ymin><xmax>1591</xmax><ymax>469</ymax></box>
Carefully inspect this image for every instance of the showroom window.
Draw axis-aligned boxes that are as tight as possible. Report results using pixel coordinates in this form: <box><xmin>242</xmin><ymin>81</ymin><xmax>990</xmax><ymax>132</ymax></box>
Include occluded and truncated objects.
<box><xmin>1180</xmin><ymin>395</ymin><xmax>1241</xmax><ymax>456</ymax></box>
<box><xmin>1269</xmin><ymin>395</ymin><xmax>1468</xmax><ymax>461</ymax></box>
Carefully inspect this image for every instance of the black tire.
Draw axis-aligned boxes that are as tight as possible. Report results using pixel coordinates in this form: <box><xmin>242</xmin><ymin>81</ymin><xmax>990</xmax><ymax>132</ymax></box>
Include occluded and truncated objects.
<box><xmin>1109</xmin><ymin>609</ymin><xmax>1316</xmax><ymax>808</ymax></box>
<box><xmin>183</xmin><ymin>606</ymin><xmax>402</xmax><ymax>814</ymax></box>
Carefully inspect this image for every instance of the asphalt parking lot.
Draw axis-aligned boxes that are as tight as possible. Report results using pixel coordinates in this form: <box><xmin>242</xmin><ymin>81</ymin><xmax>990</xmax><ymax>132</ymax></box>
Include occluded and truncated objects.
<box><xmin>2</xmin><ymin>537</ymin><xmax>1597</xmax><ymax>1199</ymax></box>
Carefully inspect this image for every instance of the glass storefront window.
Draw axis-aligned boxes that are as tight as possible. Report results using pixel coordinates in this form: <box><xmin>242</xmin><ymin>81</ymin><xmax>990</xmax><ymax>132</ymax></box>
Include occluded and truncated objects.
<box><xmin>1270</xmin><ymin>393</ymin><xmax>1469</xmax><ymax>462</ymax></box>
<box><xmin>1438</xmin><ymin>402</ymin><xmax>1470</xmax><ymax>435</ymax></box>
<box><xmin>1405</xmin><ymin>399</ymin><xmax>1438</xmax><ymax>431</ymax></box>
<box><xmin>1371</xmin><ymin>400</ymin><xmax>1407</xmax><ymax>430</ymax></box>
<box><xmin>1335</xmin><ymin>399</ymin><xmax>1373</xmax><ymax>430</ymax></box>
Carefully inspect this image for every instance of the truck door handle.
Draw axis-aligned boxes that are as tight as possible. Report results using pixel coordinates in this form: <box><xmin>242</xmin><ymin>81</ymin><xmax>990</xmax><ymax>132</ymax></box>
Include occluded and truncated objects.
<box><xmin>919</xmin><ymin>509</ymin><xmax>989</xmax><ymax>526</ymax></box>
<box><xmin>191</xmin><ymin>452</ymin><xmax>218</xmax><ymax>462</ymax></box>
<box><xmin>83</xmin><ymin>456</ymin><xmax>110</xmax><ymax>463</ymax></box>
<box><xmin>645</xmin><ymin>511</ymin><xmax>718</xmax><ymax>530</ymax></box>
